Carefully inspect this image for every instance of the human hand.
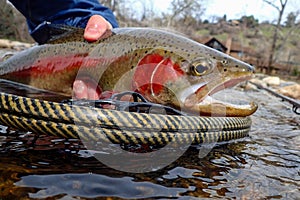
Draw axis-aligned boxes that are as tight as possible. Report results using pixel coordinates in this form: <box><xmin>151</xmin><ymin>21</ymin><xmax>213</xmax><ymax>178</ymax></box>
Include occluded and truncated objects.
<box><xmin>84</xmin><ymin>15</ymin><xmax>113</xmax><ymax>42</ymax></box>
<box><xmin>73</xmin><ymin>15</ymin><xmax>113</xmax><ymax>99</ymax></box>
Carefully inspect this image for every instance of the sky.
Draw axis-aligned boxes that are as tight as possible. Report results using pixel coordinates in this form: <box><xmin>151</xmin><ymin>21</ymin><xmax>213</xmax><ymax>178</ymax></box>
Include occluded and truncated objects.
<box><xmin>151</xmin><ymin>0</ymin><xmax>299</xmax><ymax>23</ymax></box>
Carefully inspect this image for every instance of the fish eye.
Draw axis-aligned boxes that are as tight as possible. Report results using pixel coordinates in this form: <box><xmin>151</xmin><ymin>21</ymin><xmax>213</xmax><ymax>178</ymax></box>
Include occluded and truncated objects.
<box><xmin>191</xmin><ymin>62</ymin><xmax>209</xmax><ymax>76</ymax></box>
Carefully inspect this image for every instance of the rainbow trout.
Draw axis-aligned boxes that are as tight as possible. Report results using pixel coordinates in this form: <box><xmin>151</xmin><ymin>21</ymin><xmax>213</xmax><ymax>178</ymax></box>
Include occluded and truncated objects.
<box><xmin>0</xmin><ymin>27</ymin><xmax>257</xmax><ymax>117</ymax></box>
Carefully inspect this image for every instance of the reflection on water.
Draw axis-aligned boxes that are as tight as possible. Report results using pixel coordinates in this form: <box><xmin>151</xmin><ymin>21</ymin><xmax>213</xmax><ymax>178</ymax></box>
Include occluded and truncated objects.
<box><xmin>0</xmin><ymin>85</ymin><xmax>299</xmax><ymax>199</ymax></box>
<box><xmin>15</xmin><ymin>173</ymin><xmax>188</xmax><ymax>199</ymax></box>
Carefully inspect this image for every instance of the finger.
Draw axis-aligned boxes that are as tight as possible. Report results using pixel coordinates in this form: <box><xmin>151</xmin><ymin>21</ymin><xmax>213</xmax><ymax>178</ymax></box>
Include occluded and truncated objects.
<box><xmin>84</xmin><ymin>15</ymin><xmax>112</xmax><ymax>42</ymax></box>
<box><xmin>73</xmin><ymin>79</ymin><xmax>88</xmax><ymax>99</ymax></box>
<box><xmin>73</xmin><ymin>78</ymin><xmax>102</xmax><ymax>100</ymax></box>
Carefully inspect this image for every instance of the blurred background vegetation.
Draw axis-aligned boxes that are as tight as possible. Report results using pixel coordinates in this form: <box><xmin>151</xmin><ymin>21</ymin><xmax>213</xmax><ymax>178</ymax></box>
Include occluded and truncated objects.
<box><xmin>0</xmin><ymin>0</ymin><xmax>299</xmax><ymax>79</ymax></box>
<box><xmin>0</xmin><ymin>0</ymin><xmax>32</xmax><ymax>42</ymax></box>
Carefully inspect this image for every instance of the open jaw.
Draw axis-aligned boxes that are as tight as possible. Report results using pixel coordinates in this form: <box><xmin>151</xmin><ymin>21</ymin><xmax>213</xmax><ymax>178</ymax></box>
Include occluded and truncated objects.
<box><xmin>181</xmin><ymin>75</ymin><xmax>258</xmax><ymax>117</ymax></box>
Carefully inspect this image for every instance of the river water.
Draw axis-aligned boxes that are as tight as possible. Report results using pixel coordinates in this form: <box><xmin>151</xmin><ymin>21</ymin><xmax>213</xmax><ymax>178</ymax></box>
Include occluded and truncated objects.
<box><xmin>0</xmin><ymin>81</ymin><xmax>299</xmax><ymax>200</ymax></box>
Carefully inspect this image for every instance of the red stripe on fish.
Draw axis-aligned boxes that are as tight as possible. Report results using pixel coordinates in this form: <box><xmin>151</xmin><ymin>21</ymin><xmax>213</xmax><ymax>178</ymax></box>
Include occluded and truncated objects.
<box><xmin>7</xmin><ymin>53</ymin><xmax>103</xmax><ymax>77</ymax></box>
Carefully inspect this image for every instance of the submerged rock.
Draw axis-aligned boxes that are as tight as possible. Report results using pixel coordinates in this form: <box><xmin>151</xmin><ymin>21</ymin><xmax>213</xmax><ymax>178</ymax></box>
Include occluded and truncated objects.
<box><xmin>247</xmin><ymin>74</ymin><xmax>300</xmax><ymax>101</ymax></box>
<box><xmin>277</xmin><ymin>84</ymin><xmax>300</xmax><ymax>100</ymax></box>
<box><xmin>262</xmin><ymin>76</ymin><xmax>281</xmax><ymax>86</ymax></box>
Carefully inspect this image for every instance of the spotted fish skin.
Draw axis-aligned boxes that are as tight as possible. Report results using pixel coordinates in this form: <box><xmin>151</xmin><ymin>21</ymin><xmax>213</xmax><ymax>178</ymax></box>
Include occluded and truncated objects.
<box><xmin>0</xmin><ymin>27</ymin><xmax>257</xmax><ymax>116</ymax></box>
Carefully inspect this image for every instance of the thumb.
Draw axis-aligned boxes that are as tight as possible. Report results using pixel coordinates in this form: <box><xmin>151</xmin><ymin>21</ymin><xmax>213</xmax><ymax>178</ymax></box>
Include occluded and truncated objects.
<box><xmin>84</xmin><ymin>15</ymin><xmax>112</xmax><ymax>42</ymax></box>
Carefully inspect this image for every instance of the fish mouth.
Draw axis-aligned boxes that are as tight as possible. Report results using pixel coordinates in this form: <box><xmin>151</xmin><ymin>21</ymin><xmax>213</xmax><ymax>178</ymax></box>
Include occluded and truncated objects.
<box><xmin>181</xmin><ymin>75</ymin><xmax>258</xmax><ymax>117</ymax></box>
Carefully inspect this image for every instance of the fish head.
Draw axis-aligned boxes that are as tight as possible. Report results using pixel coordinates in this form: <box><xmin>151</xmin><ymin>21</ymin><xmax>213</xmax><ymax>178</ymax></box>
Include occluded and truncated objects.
<box><xmin>131</xmin><ymin>32</ymin><xmax>257</xmax><ymax>117</ymax></box>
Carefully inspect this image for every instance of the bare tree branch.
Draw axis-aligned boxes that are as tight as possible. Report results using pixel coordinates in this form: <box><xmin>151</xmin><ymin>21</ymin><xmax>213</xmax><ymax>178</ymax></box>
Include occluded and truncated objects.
<box><xmin>262</xmin><ymin>0</ymin><xmax>288</xmax><ymax>74</ymax></box>
<box><xmin>263</xmin><ymin>0</ymin><xmax>281</xmax><ymax>11</ymax></box>
<box><xmin>166</xmin><ymin>0</ymin><xmax>203</xmax><ymax>29</ymax></box>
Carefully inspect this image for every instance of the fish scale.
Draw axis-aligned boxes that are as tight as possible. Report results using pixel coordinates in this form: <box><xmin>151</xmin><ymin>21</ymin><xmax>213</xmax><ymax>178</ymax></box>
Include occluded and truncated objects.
<box><xmin>0</xmin><ymin>26</ymin><xmax>257</xmax><ymax>145</ymax></box>
<box><xmin>0</xmin><ymin>27</ymin><xmax>257</xmax><ymax>116</ymax></box>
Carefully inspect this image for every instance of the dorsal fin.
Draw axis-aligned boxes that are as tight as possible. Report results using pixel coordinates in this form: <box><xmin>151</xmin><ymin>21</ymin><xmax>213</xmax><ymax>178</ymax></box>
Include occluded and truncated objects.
<box><xmin>47</xmin><ymin>24</ymin><xmax>86</xmax><ymax>44</ymax></box>
<box><xmin>46</xmin><ymin>24</ymin><xmax>115</xmax><ymax>44</ymax></box>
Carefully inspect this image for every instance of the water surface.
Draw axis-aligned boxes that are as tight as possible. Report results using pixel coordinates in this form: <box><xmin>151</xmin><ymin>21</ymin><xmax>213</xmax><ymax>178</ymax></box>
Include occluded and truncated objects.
<box><xmin>0</xmin><ymin>85</ymin><xmax>299</xmax><ymax>199</ymax></box>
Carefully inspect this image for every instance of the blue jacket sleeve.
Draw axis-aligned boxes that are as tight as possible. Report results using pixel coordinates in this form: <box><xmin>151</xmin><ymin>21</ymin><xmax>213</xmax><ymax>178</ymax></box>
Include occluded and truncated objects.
<box><xmin>9</xmin><ymin>0</ymin><xmax>118</xmax><ymax>43</ymax></box>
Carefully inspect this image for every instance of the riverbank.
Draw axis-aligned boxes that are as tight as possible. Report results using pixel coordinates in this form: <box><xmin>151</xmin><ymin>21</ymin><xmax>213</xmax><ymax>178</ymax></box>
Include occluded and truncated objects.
<box><xmin>249</xmin><ymin>74</ymin><xmax>300</xmax><ymax>100</ymax></box>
